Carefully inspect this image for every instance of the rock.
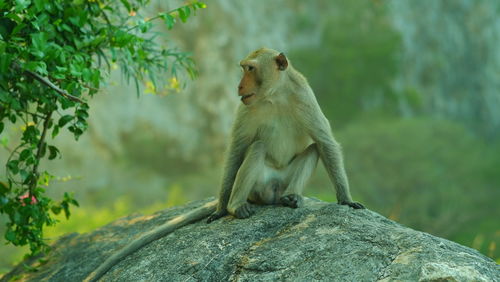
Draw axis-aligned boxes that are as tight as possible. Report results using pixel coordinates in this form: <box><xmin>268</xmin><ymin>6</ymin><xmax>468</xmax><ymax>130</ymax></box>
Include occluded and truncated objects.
<box><xmin>1</xmin><ymin>198</ymin><xmax>499</xmax><ymax>281</ymax></box>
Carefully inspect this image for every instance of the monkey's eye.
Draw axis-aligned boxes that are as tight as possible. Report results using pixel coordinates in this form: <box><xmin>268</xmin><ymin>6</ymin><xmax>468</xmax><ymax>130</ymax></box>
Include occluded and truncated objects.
<box><xmin>247</xmin><ymin>66</ymin><xmax>255</xmax><ymax>71</ymax></box>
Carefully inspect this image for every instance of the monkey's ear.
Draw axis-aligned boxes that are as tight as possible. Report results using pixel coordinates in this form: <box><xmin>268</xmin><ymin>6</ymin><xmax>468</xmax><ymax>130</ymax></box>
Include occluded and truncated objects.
<box><xmin>275</xmin><ymin>52</ymin><xmax>288</xmax><ymax>71</ymax></box>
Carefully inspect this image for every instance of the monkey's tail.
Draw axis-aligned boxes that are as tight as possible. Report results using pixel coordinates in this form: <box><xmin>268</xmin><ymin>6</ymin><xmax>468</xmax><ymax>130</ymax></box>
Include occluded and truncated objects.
<box><xmin>85</xmin><ymin>200</ymin><xmax>217</xmax><ymax>282</ymax></box>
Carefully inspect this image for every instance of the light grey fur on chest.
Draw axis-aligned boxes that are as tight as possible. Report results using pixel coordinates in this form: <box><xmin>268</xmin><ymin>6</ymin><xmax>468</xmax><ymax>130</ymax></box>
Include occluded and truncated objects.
<box><xmin>254</xmin><ymin>113</ymin><xmax>312</xmax><ymax>168</ymax></box>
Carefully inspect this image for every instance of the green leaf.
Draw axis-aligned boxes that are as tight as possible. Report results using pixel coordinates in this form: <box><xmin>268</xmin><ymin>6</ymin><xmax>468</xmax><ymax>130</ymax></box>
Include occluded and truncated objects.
<box><xmin>48</xmin><ymin>145</ymin><xmax>59</xmax><ymax>160</ymax></box>
<box><xmin>120</xmin><ymin>0</ymin><xmax>131</xmax><ymax>12</ymax></box>
<box><xmin>80</xmin><ymin>103</ymin><xmax>89</xmax><ymax>111</ymax></box>
<box><xmin>55</xmin><ymin>66</ymin><xmax>68</xmax><ymax>72</ymax></box>
<box><xmin>75</xmin><ymin>120</ymin><xmax>87</xmax><ymax>130</ymax></box>
<box><xmin>52</xmin><ymin>72</ymin><xmax>65</xmax><ymax>80</ymax></box>
<box><xmin>25</xmin><ymin>154</ymin><xmax>36</xmax><ymax>166</ymax></box>
<box><xmin>19</xmin><ymin>149</ymin><xmax>32</xmax><ymax>161</ymax></box>
<box><xmin>33</xmin><ymin>0</ymin><xmax>44</xmax><ymax>11</ymax></box>
<box><xmin>10</xmin><ymin>96</ymin><xmax>22</xmax><ymax>110</ymax></box>
<box><xmin>51</xmin><ymin>125</ymin><xmax>59</xmax><ymax>138</ymax></box>
<box><xmin>110</xmin><ymin>47</ymin><xmax>116</xmax><ymax>62</ymax></box>
<box><xmin>51</xmin><ymin>205</ymin><xmax>61</xmax><ymax>215</ymax></box>
<box><xmin>25</xmin><ymin>61</ymin><xmax>48</xmax><ymax>75</ymax></box>
<box><xmin>0</xmin><ymin>53</ymin><xmax>12</xmax><ymax>73</ymax></box>
<box><xmin>68</xmin><ymin>125</ymin><xmax>83</xmax><ymax>139</ymax></box>
<box><xmin>60</xmin><ymin>98</ymin><xmax>75</xmax><ymax>110</ymax></box>
<box><xmin>5</xmin><ymin>229</ymin><xmax>16</xmax><ymax>242</ymax></box>
<box><xmin>193</xmin><ymin>2</ymin><xmax>207</xmax><ymax>9</ymax></box>
<box><xmin>22</xmin><ymin>125</ymin><xmax>39</xmax><ymax>143</ymax></box>
<box><xmin>139</xmin><ymin>21</ymin><xmax>152</xmax><ymax>33</ymax></box>
<box><xmin>163</xmin><ymin>14</ymin><xmax>175</xmax><ymax>30</ymax></box>
<box><xmin>178</xmin><ymin>6</ymin><xmax>190</xmax><ymax>23</ymax></box>
<box><xmin>61</xmin><ymin>23</ymin><xmax>72</xmax><ymax>32</ymax></box>
<box><xmin>68</xmin><ymin>15</ymin><xmax>85</xmax><ymax>28</ymax></box>
<box><xmin>69</xmin><ymin>63</ymin><xmax>82</xmax><ymax>77</ymax></box>
<box><xmin>6</xmin><ymin>12</ymin><xmax>22</xmax><ymax>24</ymax></box>
<box><xmin>7</xmin><ymin>160</ymin><xmax>19</xmax><ymax>174</ymax></box>
<box><xmin>64</xmin><ymin>192</ymin><xmax>79</xmax><ymax>206</ymax></box>
<box><xmin>0</xmin><ymin>90</ymin><xmax>9</xmax><ymax>103</ymax></box>
<box><xmin>8</xmin><ymin>114</ymin><xmax>16</xmax><ymax>123</ymax></box>
<box><xmin>14</xmin><ymin>0</ymin><xmax>30</xmax><ymax>11</ymax></box>
<box><xmin>58</xmin><ymin>115</ymin><xmax>73</xmax><ymax>127</ymax></box>
<box><xmin>76</xmin><ymin>109</ymin><xmax>88</xmax><ymax>119</ymax></box>
<box><xmin>20</xmin><ymin>169</ymin><xmax>29</xmax><ymax>183</ymax></box>
<box><xmin>91</xmin><ymin>69</ymin><xmax>100</xmax><ymax>88</ymax></box>
<box><xmin>31</xmin><ymin>32</ymin><xmax>47</xmax><ymax>52</ymax></box>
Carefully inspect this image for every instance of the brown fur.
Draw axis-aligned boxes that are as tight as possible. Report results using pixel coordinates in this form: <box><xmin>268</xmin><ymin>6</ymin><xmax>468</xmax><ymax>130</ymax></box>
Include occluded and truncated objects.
<box><xmin>208</xmin><ymin>48</ymin><xmax>364</xmax><ymax>222</ymax></box>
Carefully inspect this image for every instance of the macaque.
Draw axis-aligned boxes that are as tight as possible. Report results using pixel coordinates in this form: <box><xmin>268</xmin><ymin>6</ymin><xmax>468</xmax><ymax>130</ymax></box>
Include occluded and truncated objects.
<box><xmin>85</xmin><ymin>48</ymin><xmax>363</xmax><ymax>281</ymax></box>
<box><xmin>207</xmin><ymin>48</ymin><xmax>363</xmax><ymax>222</ymax></box>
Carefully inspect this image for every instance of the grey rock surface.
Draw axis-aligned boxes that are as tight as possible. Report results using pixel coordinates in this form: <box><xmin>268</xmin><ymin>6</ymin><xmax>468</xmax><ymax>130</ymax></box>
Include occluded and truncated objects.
<box><xmin>2</xmin><ymin>198</ymin><xmax>499</xmax><ymax>281</ymax></box>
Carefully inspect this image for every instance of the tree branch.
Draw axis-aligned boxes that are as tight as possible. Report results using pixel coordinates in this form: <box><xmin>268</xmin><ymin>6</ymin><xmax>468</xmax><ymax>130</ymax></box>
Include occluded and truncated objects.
<box><xmin>29</xmin><ymin>111</ymin><xmax>53</xmax><ymax>198</ymax></box>
<box><xmin>12</xmin><ymin>63</ymin><xmax>85</xmax><ymax>103</ymax></box>
<box><xmin>126</xmin><ymin>5</ymin><xmax>182</xmax><ymax>32</ymax></box>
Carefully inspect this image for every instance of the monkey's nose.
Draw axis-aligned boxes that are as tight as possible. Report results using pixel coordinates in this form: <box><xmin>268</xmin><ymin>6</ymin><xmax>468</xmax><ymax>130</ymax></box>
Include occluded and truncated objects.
<box><xmin>238</xmin><ymin>85</ymin><xmax>243</xmax><ymax>91</ymax></box>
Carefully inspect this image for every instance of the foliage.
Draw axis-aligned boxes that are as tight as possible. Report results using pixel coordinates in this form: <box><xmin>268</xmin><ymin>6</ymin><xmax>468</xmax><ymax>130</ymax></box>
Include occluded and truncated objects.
<box><xmin>0</xmin><ymin>0</ymin><xmax>205</xmax><ymax>257</ymax></box>
<box><xmin>291</xmin><ymin>0</ymin><xmax>401</xmax><ymax>127</ymax></box>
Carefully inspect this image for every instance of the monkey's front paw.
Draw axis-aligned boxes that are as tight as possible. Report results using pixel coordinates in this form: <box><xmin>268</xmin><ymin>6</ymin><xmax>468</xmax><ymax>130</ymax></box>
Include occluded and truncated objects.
<box><xmin>207</xmin><ymin>210</ymin><xmax>228</xmax><ymax>223</ymax></box>
<box><xmin>280</xmin><ymin>194</ymin><xmax>303</xmax><ymax>209</ymax></box>
<box><xmin>339</xmin><ymin>201</ymin><xmax>365</xmax><ymax>209</ymax></box>
<box><xmin>234</xmin><ymin>203</ymin><xmax>255</xmax><ymax>219</ymax></box>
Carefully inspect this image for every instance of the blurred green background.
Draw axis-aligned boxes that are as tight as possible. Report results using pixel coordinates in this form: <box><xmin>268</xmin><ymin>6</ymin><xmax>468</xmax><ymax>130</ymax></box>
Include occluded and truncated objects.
<box><xmin>1</xmin><ymin>0</ymin><xmax>499</xmax><ymax>272</ymax></box>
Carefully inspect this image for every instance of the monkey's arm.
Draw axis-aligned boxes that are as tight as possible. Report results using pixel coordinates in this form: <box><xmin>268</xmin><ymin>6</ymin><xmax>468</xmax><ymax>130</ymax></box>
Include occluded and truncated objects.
<box><xmin>307</xmin><ymin>109</ymin><xmax>364</xmax><ymax>209</ymax></box>
<box><xmin>207</xmin><ymin>109</ymin><xmax>251</xmax><ymax>223</ymax></box>
<box><xmin>85</xmin><ymin>200</ymin><xmax>217</xmax><ymax>282</ymax></box>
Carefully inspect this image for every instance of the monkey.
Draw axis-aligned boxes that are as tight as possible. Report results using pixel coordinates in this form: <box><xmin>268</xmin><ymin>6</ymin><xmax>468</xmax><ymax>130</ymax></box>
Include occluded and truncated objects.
<box><xmin>206</xmin><ymin>47</ymin><xmax>364</xmax><ymax>222</ymax></box>
<box><xmin>85</xmin><ymin>48</ymin><xmax>363</xmax><ymax>281</ymax></box>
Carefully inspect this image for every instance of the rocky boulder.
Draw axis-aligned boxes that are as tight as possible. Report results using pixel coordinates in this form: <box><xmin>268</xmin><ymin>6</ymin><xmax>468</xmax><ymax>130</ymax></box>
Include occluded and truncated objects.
<box><xmin>2</xmin><ymin>198</ymin><xmax>499</xmax><ymax>281</ymax></box>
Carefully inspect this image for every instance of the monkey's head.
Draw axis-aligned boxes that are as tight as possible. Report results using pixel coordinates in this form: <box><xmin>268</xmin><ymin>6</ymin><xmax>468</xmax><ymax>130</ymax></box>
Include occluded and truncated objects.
<box><xmin>238</xmin><ymin>48</ymin><xmax>289</xmax><ymax>105</ymax></box>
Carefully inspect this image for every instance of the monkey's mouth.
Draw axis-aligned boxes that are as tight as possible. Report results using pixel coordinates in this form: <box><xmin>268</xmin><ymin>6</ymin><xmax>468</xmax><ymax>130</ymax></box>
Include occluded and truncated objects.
<box><xmin>241</xmin><ymin>93</ymin><xmax>255</xmax><ymax>105</ymax></box>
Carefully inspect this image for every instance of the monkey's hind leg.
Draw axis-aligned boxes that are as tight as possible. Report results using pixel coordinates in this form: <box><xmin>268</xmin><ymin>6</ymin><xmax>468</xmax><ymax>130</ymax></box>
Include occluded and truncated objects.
<box><xmin>227</xmin><ymin>141</ymin><xmax>266</xmax><ymax>219</ymax></box>
<box><xmin>281</xmin><ymin>144</ymin><xmax>319</xmax><ymax>208</ymax></box>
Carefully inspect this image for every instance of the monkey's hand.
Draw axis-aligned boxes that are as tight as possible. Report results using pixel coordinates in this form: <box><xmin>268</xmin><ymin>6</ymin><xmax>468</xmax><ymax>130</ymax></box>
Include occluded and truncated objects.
<box><xmin>339</xmin><ymin>201</ymin><xmax>365</xmax><ymax>209</ymax></box>
<box><xmin>207</xmin><ymin>210</ymin><xmax>228</xmax><ymax>223</ymax></box>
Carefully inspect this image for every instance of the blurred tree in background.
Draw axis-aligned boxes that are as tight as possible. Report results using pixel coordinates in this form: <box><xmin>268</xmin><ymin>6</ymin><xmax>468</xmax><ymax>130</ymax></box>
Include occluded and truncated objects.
<box><xmin>1</xmin><ymin>0</ymin><xmax>499</xmax><ymax>274</ymax></box>
<box><xmin>340</xmin><ymin>119</ymin><xmax>500</xmax><ymax>251</ymax></box>
<box><xmin>291</xmin><ymin>0</ymin><xmax>400</xmax><ymax>126</ymax></box>
<box><xmin>392</xmin><ymin>0</ymin><xmax>500</xmax><ymax>137</ymax></box>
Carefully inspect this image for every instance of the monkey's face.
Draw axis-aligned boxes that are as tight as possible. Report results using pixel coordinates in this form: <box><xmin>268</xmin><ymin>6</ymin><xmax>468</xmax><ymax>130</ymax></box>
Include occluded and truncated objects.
<box><xmin>238</xmin><ymin>49</ymin><xmax>289</xmax><ymax>106</ymax></box>
<box><xmin>238</xmin><ymin>64</ymin><xmax>260</xmax><ymax>105</ymax></box>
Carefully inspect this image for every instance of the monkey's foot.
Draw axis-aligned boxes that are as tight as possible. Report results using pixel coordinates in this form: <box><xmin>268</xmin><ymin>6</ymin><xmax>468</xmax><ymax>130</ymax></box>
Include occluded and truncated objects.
<box><xmin>339</xmin><ymin>201</ymin><xmax>365</xmax><ymax>209</ymax></box>
<box><xmin>234</xmin><ymin>203</ymin><xmax>255</xmax><ymax>219</ymax></box>
<box><xmin>207</xmin><ymin>210</ymin><xmax>228</xmax><ymax>223</ymax></box>
<box><xmin>280</xmin><ymin>194</ymin><xmax>303</xmax><ymax>209</ymax></box>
